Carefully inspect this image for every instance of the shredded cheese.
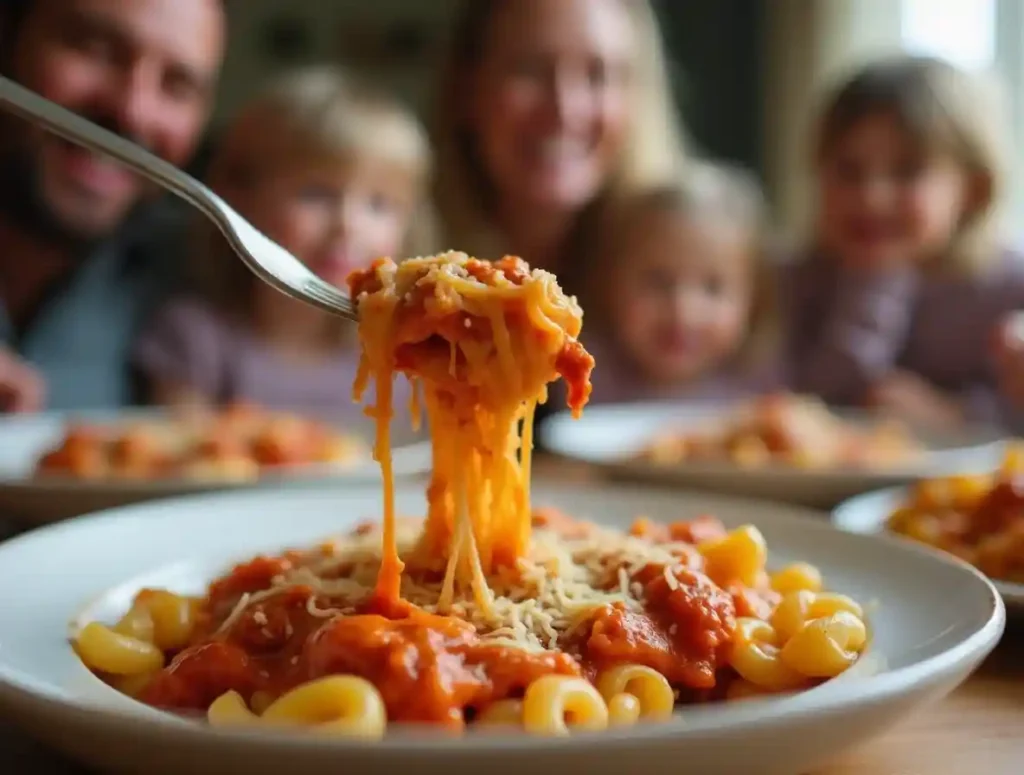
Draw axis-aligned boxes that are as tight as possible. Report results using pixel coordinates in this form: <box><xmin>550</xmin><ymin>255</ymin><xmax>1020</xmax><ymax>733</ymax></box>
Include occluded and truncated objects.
<box><xmin>211</xmin><ymin>521</ymin><xmax>690</xmax><ymax>652</ymax></box>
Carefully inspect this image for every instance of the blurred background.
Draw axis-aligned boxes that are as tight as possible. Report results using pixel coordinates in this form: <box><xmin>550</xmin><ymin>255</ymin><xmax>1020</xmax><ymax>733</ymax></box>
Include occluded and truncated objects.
<box><xmin>206</xmin><ymin>0</ymin><xmax>1016</xmax><ymax>236</ymax></box>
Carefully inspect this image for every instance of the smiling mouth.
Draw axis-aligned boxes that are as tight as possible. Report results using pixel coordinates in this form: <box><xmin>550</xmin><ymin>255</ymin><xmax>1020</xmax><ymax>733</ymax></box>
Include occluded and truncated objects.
<box><xmin>531</xmin><ymin>138</ymin><xmax>591</xmax><ymax>166</ymax></box>
<box><xmin>51</xmin><ymin>137</ymin><xmax>138</xmax><ymax>196</ymax></box>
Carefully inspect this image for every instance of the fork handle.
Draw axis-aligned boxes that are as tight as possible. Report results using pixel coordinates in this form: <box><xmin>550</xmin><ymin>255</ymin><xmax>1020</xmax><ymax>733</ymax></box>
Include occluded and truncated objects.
<box><xmin>0</xmin><ymin>76</ymin><xmax>221</xmax><ymax>217</ymax></box>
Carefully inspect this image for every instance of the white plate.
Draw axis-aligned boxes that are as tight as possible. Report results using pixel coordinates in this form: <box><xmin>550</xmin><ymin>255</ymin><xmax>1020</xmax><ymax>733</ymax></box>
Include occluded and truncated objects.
<box><xmin>0</xmin><ymin>409</ymin><xmax>431</xmax><ymax>524</ymax></box>
<box><xmin>833</xmin><ymin>486</ymin><xmax>1024</xmax><ymax>608</ymax></box>
<box><xmin>0</xmin><ymin>481</ymin><xmax>1004</xmax><ymax>775</ymax></box>
<box><xmin>539</xmin><ymin>401</ymin><xmax>1007</xmax><ymax>508</ymax></box>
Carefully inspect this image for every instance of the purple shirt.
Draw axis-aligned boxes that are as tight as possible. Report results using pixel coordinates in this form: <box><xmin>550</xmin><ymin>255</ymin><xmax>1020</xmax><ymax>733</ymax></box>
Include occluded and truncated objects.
<box><xmin>134</xmin><ymin>297</ymin><xmax>410</xmax><ymax>422</ymax></box>
<box><xmin>780</xmin><ymin>249</ymin><xmax>1024</xmax><ymax>427</ymax></box>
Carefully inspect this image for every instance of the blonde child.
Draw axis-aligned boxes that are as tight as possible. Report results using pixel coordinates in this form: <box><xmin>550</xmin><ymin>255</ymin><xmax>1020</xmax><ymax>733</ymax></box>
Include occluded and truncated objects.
<box><xmin>783</xmin><ymin>55</ymin><xmax>1024</xmax><ymax>430</ymax></box>
<box><xmin>134</xmin><ymin>67</ymin><xmax>431</xmax><ymax>417</ymax></box>
<box><xmin>576</xmin><ymin>162</ymin><xmax>776</xmax><ymax>404</ymax></box>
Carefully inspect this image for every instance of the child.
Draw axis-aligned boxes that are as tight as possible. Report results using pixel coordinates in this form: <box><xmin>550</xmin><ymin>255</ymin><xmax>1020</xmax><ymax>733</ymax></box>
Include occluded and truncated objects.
<box><xmin>134</xmin><ymin>67</ymin><xmax>432</xmax><ymax>419</ymax></box>
<box><xmin>783</xmin><ymin>55</ymin><xmax>1024</xmax><ymax>430</ymax></box>
<box><xmin>575</xmin><ymin>162</ymin><xmax>776</xmax><ymax>404</ymax></box>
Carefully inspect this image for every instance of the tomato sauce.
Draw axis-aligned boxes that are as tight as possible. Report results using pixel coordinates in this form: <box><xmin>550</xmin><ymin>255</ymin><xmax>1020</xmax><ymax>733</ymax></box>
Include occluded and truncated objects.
<box><xmin>582</xmin><ymin>568</ymin><xmax>736</xmax><ymax>689</ymax></box>
<box><xmin>139</xmin><ymin>515</ymin><xmax>744</xmax><ymax>726</ymax></box>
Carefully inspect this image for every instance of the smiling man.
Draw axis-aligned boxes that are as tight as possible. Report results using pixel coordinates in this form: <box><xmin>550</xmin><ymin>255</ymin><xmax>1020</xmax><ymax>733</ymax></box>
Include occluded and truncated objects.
<box><xmin>0</xmin><ymin>0</ymin><xmax>226</xmax><ymax>410</ymax></box>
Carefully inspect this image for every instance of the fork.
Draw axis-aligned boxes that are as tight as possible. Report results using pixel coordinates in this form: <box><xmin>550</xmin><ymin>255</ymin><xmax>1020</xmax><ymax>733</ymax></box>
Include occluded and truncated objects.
<box><xmin>0</xmin><ymin>76</ymin><xmax>359</xmax><ymax>322</ymax></box>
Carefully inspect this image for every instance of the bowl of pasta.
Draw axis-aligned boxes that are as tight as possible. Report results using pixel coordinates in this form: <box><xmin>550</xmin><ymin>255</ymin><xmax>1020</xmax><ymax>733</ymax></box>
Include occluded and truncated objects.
<box><xmin>0</xmin><ymin>403</ymin><xmax>431</xmax><ymax>524</ymax></box>
<box><xmin>0</xmin><ymin>252</ymin><xmax>1006</xmax><ymax>774</ymax></box>
<box><xmin>833</xmin><ymin>445</ymin><xmax>1024</xmax><ymax>608</ymax></box>
<box><xmin>539</xmin><ymin>395</ymin><xmax>1007</xmax><ymax>508</ymax></box>
<box><xmin>0</xmin><ymin>481</ymin><xmax>1004</xmax><ymax>775</ymax></box>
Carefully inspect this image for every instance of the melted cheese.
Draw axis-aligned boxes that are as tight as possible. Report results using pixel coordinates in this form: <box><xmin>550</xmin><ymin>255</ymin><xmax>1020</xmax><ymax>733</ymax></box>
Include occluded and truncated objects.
<box><xmin>347</xmin><ymin>252</ymin><xmax>593</xmax><ymax>614</ymax></box>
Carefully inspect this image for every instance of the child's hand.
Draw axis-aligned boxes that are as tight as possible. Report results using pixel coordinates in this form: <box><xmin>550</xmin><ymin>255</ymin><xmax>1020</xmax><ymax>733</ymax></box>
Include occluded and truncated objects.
<box><xmin>0</xmin><ymin>347</ymin><xmax>45</xmax><ymax>413</ymax></box>
<box><xmin>993</xmin><ymin>312</ymin><xmax>1024</xmax><ymax>411</ymax></box>
<box><xmin>865</xmin><ymin>371</ymin><xmax>964</xmax><ymax>431</ymax></box>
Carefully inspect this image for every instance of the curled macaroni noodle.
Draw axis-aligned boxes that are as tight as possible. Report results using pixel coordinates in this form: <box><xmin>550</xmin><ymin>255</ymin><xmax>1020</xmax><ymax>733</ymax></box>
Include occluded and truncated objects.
<box><xmin>111</xmin><ymin>605</ymin><xmax>155</xmax><ymax>643</ymax></box>
<box><xmin>208</xmin><ymin>691</ymin><xmax>260</xmax><ymax>727</ymax></box>
<box><xmin>780</xmin><ymin>612</ymin><xmax>868</xmax><ymax>678</ymax></box>
<box><xmin>729</xmin><ymin>618</ymin><xmax>807</xmax><ymax>691</ymax></box>
<box><xmin>523</xmin><ymin>676</ymin><xmax>609</xmax><ymax>736</ymax></box>
<box><xmin>133</xmin><ymin>591</ymin><xmax>197</xmax><ymax>650</ymax></box>
<box><xmin>261</xmin><ymin>676</ymin><xmax>387</xmax><ymax>739</ymax></box>
<box><xmin>108</xmin><ymin>671</ymin><xmax>157</xmax><ymax>699</ymax></box>
<box><xmin>698</xmin><ymin>526</ymin><xmax>767</xmax><ymax>587</ymax></box>
<box><xmin>769</xmin><ymin>562</ymin><xmax>823</xmax><ymax>595</ymax></box>
<box><xmin>596</xmin><ymin>664</ymin><xmax>675</xmax><ymax>721</ymax></box>
<box><xmin>770</xmin><ymin>590</ymin><xmax>864</xmax><ymax>643</ymax></box>
<box><xmin>606</xmin><ymin>693</ymin><xmax>642</xmax><ymax>726</ymax></box>
<box><xmin>75</xmin><ymin>622</ymin><xmax>164</xmax><ymax>676</ymax></box>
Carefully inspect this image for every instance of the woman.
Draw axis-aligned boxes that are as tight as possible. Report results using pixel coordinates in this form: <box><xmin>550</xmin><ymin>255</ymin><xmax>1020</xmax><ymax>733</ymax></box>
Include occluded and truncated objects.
<box><xmin>432</xmin><ymin>0</ymin><xmax>688</xmax><ymax>291</ymax></box>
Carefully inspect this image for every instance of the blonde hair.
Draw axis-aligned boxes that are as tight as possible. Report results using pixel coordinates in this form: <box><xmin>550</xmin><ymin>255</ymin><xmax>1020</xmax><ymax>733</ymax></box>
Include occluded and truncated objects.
<box><xmin>586</xmin><ymin>161</ymin><xmax>777</xmax><ymax>368</ymax></box>
<box><xmin>431</xmin><ymin>0</ymin><xmax>688</xmax><ymax>268</ymax></box>
<box><xmin>814</xmin><ymin>55</ymin><xmax>1010</xmax><ymax>273</ymax></box>
<box><xmin>193</xmin><ymin>66</ymin><xmax>433</xmax><ymax>343</ymax></box>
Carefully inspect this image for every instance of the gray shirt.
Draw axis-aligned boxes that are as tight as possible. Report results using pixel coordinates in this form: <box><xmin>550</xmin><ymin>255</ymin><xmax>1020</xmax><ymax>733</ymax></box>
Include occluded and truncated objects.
<box><xmin>0</xmin><ymin>203</ymin><xmax>184</xmax><ymax>410</ymax></box>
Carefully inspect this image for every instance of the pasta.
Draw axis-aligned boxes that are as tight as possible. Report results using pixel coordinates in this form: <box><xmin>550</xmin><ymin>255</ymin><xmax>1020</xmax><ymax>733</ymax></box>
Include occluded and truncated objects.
<box><xmin>36</xmin><ymin>402</ymin><xmax>367</xmax><ymax>481</ymax></box>
<box><xmin>639</xmin><ymin>393</ymin><xmax>922</xmax><ymax>470</ymax></box>
<box><xmin>73</xmin><ymin>252</ymin><xmax>868</xmax><ymax>737</ymax></box>
<box><xmin>522</xmin><ymin>676</ymin><xmax>609</xmax><ymax>736</ymax></box>
<box><xmin>886</xmin><ymin>445</ymin><xmax>1024</xmax><ymax>583</ymax></box>
<box><xmin>596</xmin><ymin>665</ymin><xmax>674</xmax><ymax>721</ymax></box>
<box><xmin>259</xmin><ymin>676</ymin><xmax>387</xmax><ymax>738</ymax></box>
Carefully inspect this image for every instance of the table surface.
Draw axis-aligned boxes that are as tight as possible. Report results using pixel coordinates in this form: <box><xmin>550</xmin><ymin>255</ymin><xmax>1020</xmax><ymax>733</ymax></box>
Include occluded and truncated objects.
<box><xmin>1</xmin><ymin>458</ymin><xmax>1022</xmax><ymax>774</ymax></box>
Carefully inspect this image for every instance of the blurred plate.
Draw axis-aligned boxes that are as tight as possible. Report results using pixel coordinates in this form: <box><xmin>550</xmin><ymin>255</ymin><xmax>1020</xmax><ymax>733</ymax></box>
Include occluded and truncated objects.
<box><xmin>0</xmin><ymin>409</ymin><xmax>430</xmax><ymax>525</ymax></box>
<box><xmin>538</xmin><ymin>401</ymin><xmax>1007</xmax><ymax>508</ymax></box>
<box><xmin>833</xmin><ymin>486</ymin><xmax>1024</xmax><ymax>608</ymax></box>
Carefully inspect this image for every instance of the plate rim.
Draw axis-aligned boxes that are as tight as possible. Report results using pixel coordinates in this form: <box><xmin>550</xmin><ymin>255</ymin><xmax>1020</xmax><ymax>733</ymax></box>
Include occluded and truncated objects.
<box><xmin>0</xmin><ymin>481</ymin><xmax>1006</xmax><ymax>753</ymax></box>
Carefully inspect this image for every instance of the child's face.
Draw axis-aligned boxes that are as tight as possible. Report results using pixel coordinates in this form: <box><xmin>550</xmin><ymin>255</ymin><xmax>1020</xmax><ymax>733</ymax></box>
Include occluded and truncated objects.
<box><xmin>241</xmin><ymin>157</ymin><xmax>415</xmax><ymax>287</ymax></box>
<box><xmin>818</xmin><ymin>114</ymin><xmax>974</xmax><ymax>271</ymax></box>
<box><xmin>608</xmin><ymin>211</ymin><xmax>752</xmax><ymax>384</ymax></box>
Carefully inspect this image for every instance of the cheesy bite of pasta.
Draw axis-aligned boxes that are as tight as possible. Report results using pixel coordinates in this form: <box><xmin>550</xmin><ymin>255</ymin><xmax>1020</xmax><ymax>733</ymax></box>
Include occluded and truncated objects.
<box><xmin>887</xmin><ymin>445</ymin><xmax>1024</xmax><ymax>583</ymax></box>
<box><xmin>73</xmin><ymin>253</ymin><xmax>868</xmax><ymax>737</ymax></box>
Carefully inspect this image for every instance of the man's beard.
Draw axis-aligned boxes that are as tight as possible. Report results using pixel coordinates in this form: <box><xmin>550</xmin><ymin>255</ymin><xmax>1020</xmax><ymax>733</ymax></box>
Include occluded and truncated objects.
<box><xmin>0</xmin><ymin>115</ymin><xmax>150</xmax><ymax>257</ymax></box>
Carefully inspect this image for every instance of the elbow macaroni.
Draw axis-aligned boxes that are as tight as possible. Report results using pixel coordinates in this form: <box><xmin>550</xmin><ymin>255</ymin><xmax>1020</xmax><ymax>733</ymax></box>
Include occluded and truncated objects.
<box><xmin>732</xmin><ymin>590</ymin><xmax>869</xmax><ymax>690</ymax></box>
<box><xmin>698</xmin><ymin>525</ymin><xmax>767</xmax><ymax>587</ymax></box>
<box><xmin>75</xmin><ymin>590</ymin><xmax>199</xmax><ymax>677</ymax></box>
<box><xmin>596</xmin><ymin>664</ymin><xmax>675</xmax><ymax>721</ymax></box>
<box><xmin>208</xmin><ymin>690</ymin><xmax>261</xmax><ymax>727</ymax></box>
<box><xmin>606</xmin><ymin>693</ymin><xmax>642</xmax><ymax>726</ymax></box>
<box><xmin>769</xmin><ymin>562</ymin><xmax>823</xmax><ymax>595</ymax></box>
<box><xmin>261</xmin><ymin>676</ymin><xmax>387</xmax><ymax>739</ymax></box>
<box><xmin>207</xmin><ymin>677</ymin><xmax>387</xmax><ymax>739</ymax></box>
<box><xmin>523</xmin><ymin>676</ymin><xmax>609</xmax><ymax>736</ymax></box>
<box><xmin>75</xmin><ymin>622</ymin><xmax>164</xmax><ymax>676</ymax></box>
<box><xmin>729</xmin><ymin>618</ymin><xmax>807</xmax><ymax>691</ymax></box>
<box><xmin>779</xmin><ymin>612</ymin><xmax>867</xmax><ymax>678</ymax></box>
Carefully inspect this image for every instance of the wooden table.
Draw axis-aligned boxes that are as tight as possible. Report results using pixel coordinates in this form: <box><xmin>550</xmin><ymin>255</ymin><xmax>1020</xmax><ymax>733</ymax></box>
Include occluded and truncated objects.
<box><xmin>1</xmin><ymin>459</ymin><xmax>1022</xmax><ymax>773</ymax></box>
